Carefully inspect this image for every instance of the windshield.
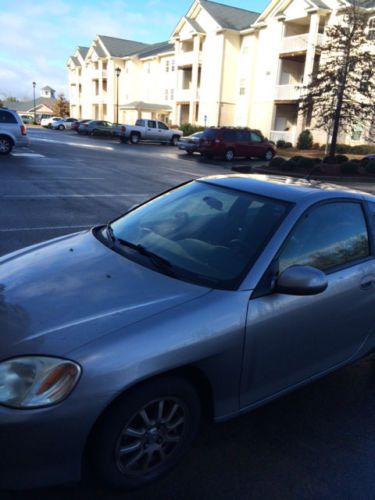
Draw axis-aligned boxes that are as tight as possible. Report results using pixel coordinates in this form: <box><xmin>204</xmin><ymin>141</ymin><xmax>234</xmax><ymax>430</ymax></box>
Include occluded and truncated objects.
<box><xmin>110</xmin><ymin>181</ymin><xmax>290</xmax><ymax>289</ymax></box>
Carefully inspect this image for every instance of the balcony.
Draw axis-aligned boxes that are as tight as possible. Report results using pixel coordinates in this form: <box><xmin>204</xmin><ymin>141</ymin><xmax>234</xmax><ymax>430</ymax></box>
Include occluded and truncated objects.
<box><xmin>269</xmin><ymin>129</ymin><xmax>297</xmax><ymax>145</ymax></box>
<box><xmin>280</xmin><ymin>33</ymin><xmax>324</xmax><ymax>54</ymax></box>
<box><xmin>177</xmin><ymin>51</ymin><xmax>202</xmax><ymax>68</ymax></box>
<box><xmin>175</xmin><ymin>88</ymin><xmax>200</xmax><ymax>102</ymax></box>
<box><xmin>275</xmin><ymin>84</ymin><xmax>303</xmax><ymax>101</ymax></box>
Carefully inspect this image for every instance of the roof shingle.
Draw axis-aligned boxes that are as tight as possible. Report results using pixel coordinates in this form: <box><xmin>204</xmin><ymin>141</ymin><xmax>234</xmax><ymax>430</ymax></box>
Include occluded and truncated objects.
<box><xmin>98</xmin><ymin>35</ymin><xmax>149</xmax><ymax>57</ymax></box>
<box><xmin>201</xmin><ymin>0</ymin><xmax>260</xmax><ymax>30</ymax></box>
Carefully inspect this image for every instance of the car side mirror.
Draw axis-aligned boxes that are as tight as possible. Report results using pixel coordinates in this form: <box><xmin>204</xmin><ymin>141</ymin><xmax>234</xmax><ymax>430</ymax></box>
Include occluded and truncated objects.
<box><xmin>275</xmin><ymin>265</ymin><xmax>328</xmax><ymax>296</ymax></box>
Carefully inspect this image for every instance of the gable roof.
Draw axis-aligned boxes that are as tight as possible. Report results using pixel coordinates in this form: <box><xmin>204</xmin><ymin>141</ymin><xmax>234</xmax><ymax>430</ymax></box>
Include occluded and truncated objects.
<box><xmin>41</xmin><ymin>86</ymin><xmax>55</xmax><ymax>91</ymax></box>
<box><xmin>200</xmin><ymin>0</ymin><xmax>259</xmax><ymax>30</ymax></box>
<box><xmin>5</xmin><ymin>97</ymin><xmax>56</xmax><ymax>113</ymax></box>
<box><xmin>78</xmin><ymin>46</ymin><xmax>89</xmax><ymax>59</ymax></box>
<box><xmin>350</xmin><ymin>0</ymin><xmax>375</xmax><ymax>7</ymax></box>
<box><xmin>185</xmin><ymin>17</ymin><xmax>206</xmax><ymax>33</ymax></box>
<box><xmin>97</xmin><ymin>35</ymin><xmax>149</xmax><ymax>57</ymax></box>
<box><xmin>138</xmin><ymin>41</ymin><xmax>174</xmax><ymax>59</ymax></box>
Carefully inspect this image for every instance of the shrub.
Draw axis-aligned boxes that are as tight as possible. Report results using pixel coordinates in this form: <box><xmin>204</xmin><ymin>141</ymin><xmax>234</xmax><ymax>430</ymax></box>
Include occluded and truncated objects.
<box><xmin>323</xmin><ymin>155</ymin><xmax>338</xmax><ymax>164</ymax></box>
<box><xmin>283</xmin><ymin>159</ymin><xmax>298</xmax><ymax>171</ymax></box>
<box><xmin>298</xmin><ymin>157</ymin><xmax>319</xmax><ymax>169</ymax></box>
<box><xmin>335</xmin><ymin>155</ymin><xmax>349</xmax><ymax>164</ymax></box>
<box><xmin>270</xmin><ymin>156</ymin><xmax>287</xmax><ymax>168</ymax></box>
<box><xmin>276</xmin><ymin>139</ymin><xmax>286</xmax><ymax>148</ymax></box>
<box><xmin>340</xmin><ymin>160</ymin><xmax>359</xmax><ymax>174</ymax></box>
<box><xmin>297</xmin><ymin>129</ymin><xmax>313</xmax><ymax>150</ymax></box>
<box><xmin>284</xmin><ymin>142</ymin><xmax>293</xmax><ymax>148</ymax></box>
<box><xmin>365</xmin><ymin>160</ymin><xmax>375</xmax><ymax>174</ymax></box>
<box><xmin>351</xmin><ymin>145</ymin><xmax>375</xmax><ymax>155</ymax></box>
<box><xmin>180</xmin><ymin>123</ymin><xmax>205</xmax><ymax>136</ymax></box>
<box><xmin>313</xmin><ymin>143</ymin><xmax>321</xmax><ymax>149</ymax></box>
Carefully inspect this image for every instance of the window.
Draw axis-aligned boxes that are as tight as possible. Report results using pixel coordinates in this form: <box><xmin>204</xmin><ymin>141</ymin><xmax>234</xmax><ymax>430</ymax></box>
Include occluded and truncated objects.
<box><xmin>165</xmin><ymin>60</ymin><xmax>170</xmax><ymax>72</ymax></box>
<box><xmin>147</xmin><ymin>120</ymin><xmax>157</xmax><ymax>128</ymax></box>
<box><xmin>250</xmin><ymin>132</ymin><xmax>263</xmax><ymax>142</ymax></box>
<box><xmin>239</xmin><ymin>78</ymin><xmax>246</xmax><ymax>96</ymax></box>
<box><xmin>171</xmin><ymin>59</ymin><xmax>175</xmax><ymax>71</ymax></box>
<box><xmin>238</xmin><ymin>130</ymin><xmax>251</xmax><ymax>141</ymax></box>
<box><xmin>223</xmin><ymin>129</ymin><xmax>239</xmax><ymax>141</ymax></box>
<box><xmin>279</xmin><ymin>202</ymin><xmax>369</xmax><ymax>273</ymax></box>
<box><xmin>136</xmin><ymin>119</ymin><xmax>145</xmax><ymax>127</ymax></box>
<box><xmin>170</xmin><ymin>89</ymin><xmax>174</xmax><ymax>100</ymax></box>
<box><xmin>368</xmin><ymin>17</ymin><xmax>375</xmax><ymax>40</ymax></box>
<box><xmin>165</xmin><ymin>89</ymin><xmax>169</xmax><ymax>100</ymax></box>
<box><xmin>0</xmin><ymin>111</ymin><xmax>17</xmax><ymax>123</ymax></box>
<box><xmin>146</xmin><ymin>63</ymin><xmax>151</xmax><ymax>74</ymax></box>
<box><xmin>158</xmin><ymin>122</ymin><xmax>169</xmax><ymax>130</ymax></box>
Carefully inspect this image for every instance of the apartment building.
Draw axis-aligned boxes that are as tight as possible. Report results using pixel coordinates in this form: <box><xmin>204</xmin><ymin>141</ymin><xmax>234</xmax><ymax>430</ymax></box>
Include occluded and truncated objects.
<box><xmin>67</xmin><ymin>0</ymin><xmax>374</xmax><ymax>145</ymax></box>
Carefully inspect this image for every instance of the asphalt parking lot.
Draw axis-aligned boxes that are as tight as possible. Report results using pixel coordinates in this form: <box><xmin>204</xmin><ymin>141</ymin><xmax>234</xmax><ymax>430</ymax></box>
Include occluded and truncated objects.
<box><xmin>3</xmin><ymin>129</ymin><xmax>375</xmax><ymax>500</ymax></box>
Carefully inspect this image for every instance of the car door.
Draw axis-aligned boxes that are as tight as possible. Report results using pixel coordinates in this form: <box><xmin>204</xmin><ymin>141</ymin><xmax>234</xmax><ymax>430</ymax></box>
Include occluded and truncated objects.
<box><xmin>247</xmin><ymin>131</ymin><xmax>265</xmax><ymax>158</ymax></box>
<box><xmin>157</xmin><ymin>121</ymin><xmax>170</xmax><ymax>141</ymax></box>
<box><xmin>240</xmin><ymin>200</ymin><xmax>375</xmax><ymax>408</ymax></box>
<box><xmin>145</xmin><ymin>120</ymin><xmax>158</xmax><ymax>140</ymax></box>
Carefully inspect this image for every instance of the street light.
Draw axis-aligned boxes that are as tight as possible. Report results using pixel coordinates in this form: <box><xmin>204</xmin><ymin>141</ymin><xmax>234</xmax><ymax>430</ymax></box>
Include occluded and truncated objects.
<box><xmin>115</xmin><ymin>67</ymin><xmax>121</xmax><ymax>125</ymax></box>
<box><xmin>32</xmin><ymin>81</ymin><xmax>36</xmax><ymax>124</ymax></box>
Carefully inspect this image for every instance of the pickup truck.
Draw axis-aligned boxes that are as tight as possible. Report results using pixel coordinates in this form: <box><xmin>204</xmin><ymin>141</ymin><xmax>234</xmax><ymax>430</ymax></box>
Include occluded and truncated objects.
<box><xmin>114</xmin><ymin>119</ymin><xmax>182</xmax><ymax>145</ymax></box>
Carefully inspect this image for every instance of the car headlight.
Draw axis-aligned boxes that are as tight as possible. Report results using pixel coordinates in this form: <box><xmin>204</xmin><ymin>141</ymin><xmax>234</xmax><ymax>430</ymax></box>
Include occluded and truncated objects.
<box><xmin>0</xmin><ymin>356</ymin><xmax>81</xmax><ymax>409</ymax></box>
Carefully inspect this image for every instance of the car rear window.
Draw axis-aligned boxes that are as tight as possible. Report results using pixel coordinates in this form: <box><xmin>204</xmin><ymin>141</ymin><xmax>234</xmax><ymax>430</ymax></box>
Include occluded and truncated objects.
<box><xmin>0</xmin><ymin>111</ymin><xmax>17</xmax><ymax>124</ymax></box>
<box><xmin>202</xmin><ymin>129</ymin><xmax>218</xmax><ymax>140</ymax></box>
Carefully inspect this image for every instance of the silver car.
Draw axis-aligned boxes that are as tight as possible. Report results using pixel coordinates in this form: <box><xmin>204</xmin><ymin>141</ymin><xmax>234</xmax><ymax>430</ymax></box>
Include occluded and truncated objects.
<box><xmin>1</xmin><ymin>175</ymin><xmax>375</xmax><ymax>490</ymax></box>
<box><xmin>0</xmin><ymin>107</ymin><xmax>29</xmax><ymax>154</ymax></box>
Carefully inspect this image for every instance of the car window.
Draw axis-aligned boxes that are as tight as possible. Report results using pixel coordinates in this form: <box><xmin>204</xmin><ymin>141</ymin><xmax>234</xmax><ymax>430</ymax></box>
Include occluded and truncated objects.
<box><xmin>238</xmin><ymin>130</ymin><xmax>251</xmax><ymax>141</ymax></box>
<box><xmin>158</xmin><ymin>122</ymin><xmax>169</xmax><ymax>130</ymax></box>
<box><xmin>202</xmin><ymin>129</ymin><xmax>217</xmax><ymax>140</ymax></box>
<box><xmin>111</xmin><ymin>181</ymin><xmax>290</xmax><ymax>289</ymax></box>
<box><xmin>223</xmin><ymin>130</ymin><xmax>238</xmax><ymax>141</ymax></box>
<box><xmin>136</xmin><ymin>119</ymin><xmax>145</xmax><ymax>127</ymax></box>
<box><xmin>147</xmin><ymin>120</ymin><xmax>157</xmax><ymax>129</ymax></box>
<box><xmin>250</xmin><ymin>132</ymin><xmax>263</xmax><ymax>142</ymax></box>
<box><xmin>0</xmin><ymin>111</ymin><xmax>17</xmax><ymax>123</ymax></box>
<box><xmin>279</xmin><ymin>202</ymin><xmax>369</xmax><ymax>273</ymax></box>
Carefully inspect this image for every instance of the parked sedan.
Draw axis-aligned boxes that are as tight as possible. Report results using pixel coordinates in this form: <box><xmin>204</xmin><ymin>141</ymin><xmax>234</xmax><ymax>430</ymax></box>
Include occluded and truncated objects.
<box><xmin>51</xmin><ymin>118</ymin><xmax>78</xmax><ymax>130</ymax></box>
<box><xmin>71</xmin><ymin>119</ymin><xmax>91</xmax><ymax>132</ymax></box>
<box><xmin>1</xmin><ymin>175</ymin><xmax>375</xmax><ymax>491</ymax></box>
<box><xmin>40</xmin><ymin>116</ymin><xmax>63</xmax><ymax>128</ymax></box>
<box><xmin>177</xmin><ymin>131</ymin><xmax>204</xmax><ymax>155</ymax></box>
<box><xmin>78</xmin><ymin>120</ymin><xmax>114</xmax><ymax>136</ymax></box>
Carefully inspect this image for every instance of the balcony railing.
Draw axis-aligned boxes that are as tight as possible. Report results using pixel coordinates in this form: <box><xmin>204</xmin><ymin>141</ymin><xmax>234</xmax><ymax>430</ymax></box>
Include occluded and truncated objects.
<box><xmin>280</xmin><ymin>33</ymin><xmax>324</xmax><ymax>54</ymax></box>
<box><xmin>175</xmin><ymin>88</ymin><xmax>200</xmax><ymax>101</ymax></box>
<box><xmin>269</xmin><ymin>129</ymin><xmax>297</xmax><ymax>145</ymax></box>
<box><xmin>275</xmin><ymin>84</ymin><xmax>303</xmax><ymax>100</ymax></box>
<box><xmin>177</xmin><ymin>51</ymin><xmax>202</xmax><ymax>67</ymax></box>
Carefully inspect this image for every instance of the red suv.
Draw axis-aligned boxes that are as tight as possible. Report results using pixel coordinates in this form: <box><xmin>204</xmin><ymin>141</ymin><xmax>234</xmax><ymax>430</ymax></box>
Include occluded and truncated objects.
<box><xmin>199</xmin><ymin>127</ymin><xmax>275</xmax><ymax>161</ymax></box>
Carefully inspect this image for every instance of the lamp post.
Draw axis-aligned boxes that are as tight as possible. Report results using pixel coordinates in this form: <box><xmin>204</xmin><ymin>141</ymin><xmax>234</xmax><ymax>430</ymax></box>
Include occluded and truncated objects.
<box><xmin>115</xmin><ymin>67</ymin><xmax>121</xmax><ymax>125</ymax></box>
<box><xmin>32</xmin><ymin>81</ymin><xmax>36</xmax><ymax>124</ymax></box>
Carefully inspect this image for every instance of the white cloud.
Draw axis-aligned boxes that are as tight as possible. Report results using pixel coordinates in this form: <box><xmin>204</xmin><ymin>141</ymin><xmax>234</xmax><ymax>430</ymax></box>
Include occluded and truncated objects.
<box><xmin>0</xmin><ymin>0</ymin><xmax>180</xmax><ymax>100</ymax></box>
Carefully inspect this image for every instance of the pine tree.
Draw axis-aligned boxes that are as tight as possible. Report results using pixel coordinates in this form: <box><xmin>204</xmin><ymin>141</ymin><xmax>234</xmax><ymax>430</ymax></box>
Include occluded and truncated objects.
<box><xmin>53</xmin><ymin>93</ymin><xmax>70</xmax><ymax>117</ymax></box>
<box><xmin>299</xmin><ymin>5</ymin><xmax>375</xmax><ymax>156</ymax></box>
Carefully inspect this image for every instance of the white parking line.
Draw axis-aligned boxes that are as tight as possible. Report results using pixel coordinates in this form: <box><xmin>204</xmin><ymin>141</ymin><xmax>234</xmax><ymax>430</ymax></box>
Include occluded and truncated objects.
<box><xmin>0</xmin><ymin>225</ymin><xmax>93</xmax><ymax>232</ymax></box>
<box><xmin>2</xmin><ymin>193</ymin><xmax>150</xmax><ymax>199</ymax></box>
<box><xmin>11</xmin><ymin>153</ymin><xmax>46</xmax><ymax>158</ymax></box>
<box><xmin>32</xmin><ymin>137</ymin><xmax>114</xmax><ymax>151</ymax></box>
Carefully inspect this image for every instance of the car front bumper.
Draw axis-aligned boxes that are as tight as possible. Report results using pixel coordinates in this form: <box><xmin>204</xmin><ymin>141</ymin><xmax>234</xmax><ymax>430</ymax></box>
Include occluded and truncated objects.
<box><xmin>0</xmin><ymin>396</ymin><xmax>103</xmax><ymax>490</ymax></box>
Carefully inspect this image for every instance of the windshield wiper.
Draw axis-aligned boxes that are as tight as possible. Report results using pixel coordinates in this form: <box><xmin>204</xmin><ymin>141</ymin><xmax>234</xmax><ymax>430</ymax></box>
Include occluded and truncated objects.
<box><xmin>116</xmin><ymin>238</ymin><xmax>176</xmax><ymax>276</ymax></box>
<box><xmin>105</xmin><ymin>223</ymin><xmax>116</xmax><ymax>247</ymax></box>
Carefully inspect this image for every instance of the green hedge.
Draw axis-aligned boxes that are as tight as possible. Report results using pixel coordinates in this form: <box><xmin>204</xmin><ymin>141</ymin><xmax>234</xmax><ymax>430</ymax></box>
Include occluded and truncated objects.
<box><xmin>322</xmin><ymin>144</ymin><xmax>375</xmax><ymax>154</ymax></box>
<box><xmin>340</xmin><ymin>160</ymin><xmax>360</xmax><ymax>174</ymax></box>
<box><xmin>276</xmin><ymin>140</ymin><xmax>293</xmax><ymax>149</ymax></box>
<box><xmin>297</xmin><ymin>130</ymin><xmax>313</xmax><ymax>150</ymax></box>
<box><xmin>179</xmin><ymin>123</ymin><xmax>206</xmax><ymax>136</ymax></box>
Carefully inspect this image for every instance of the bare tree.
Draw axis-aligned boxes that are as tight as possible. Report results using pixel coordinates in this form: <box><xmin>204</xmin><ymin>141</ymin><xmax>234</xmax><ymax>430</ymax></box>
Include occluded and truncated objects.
<box><xmin>300</xmin><ymin>4</ymin><xmax>375</xmax><ymax>156</ymax></box>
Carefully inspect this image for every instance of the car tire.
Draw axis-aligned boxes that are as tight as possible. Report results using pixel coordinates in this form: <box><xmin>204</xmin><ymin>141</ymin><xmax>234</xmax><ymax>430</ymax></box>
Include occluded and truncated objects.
<box><xmin>130</xmin><ymin>133</ymin><xmax>141</xmax><ymax>145</ymax></box>
<box><xmin>91</xmin><ymin>376</ymin><xmax>201</xmax><ymax>491</ymax></box>
<box><xmin>58</xmin><ymin>125</ymin><xmax>65</xmax><ymax>131</ymax></box>
<box><xmin>170</xmin><ymin>135</ymin><xmax>179</xmax><ymax>146</ymax></box>
<box><xmin>263</xmin><ymin>149</ymin><xmax>274</xmax><ymax>161</ymax></box>
<box><xmin>224</xmin><ymin>149</ymin><xmax>235</xmax><ymax>162</ymax></box>
<box><xmin>0</xmin><ymin>135</ymin><xmax>13</xmax><ymax>155</ymax></box>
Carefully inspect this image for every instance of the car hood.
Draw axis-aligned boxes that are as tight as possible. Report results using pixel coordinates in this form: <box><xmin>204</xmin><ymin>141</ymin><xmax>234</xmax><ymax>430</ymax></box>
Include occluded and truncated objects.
<box><xmin>0</xmin><ymin>231</ymin><xmax>210</xmax><ymax>357</ymax></box>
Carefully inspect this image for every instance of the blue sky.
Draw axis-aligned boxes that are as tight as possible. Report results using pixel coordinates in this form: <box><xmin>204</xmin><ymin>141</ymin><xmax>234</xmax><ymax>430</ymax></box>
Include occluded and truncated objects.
<box><xmin>0</xmin><ymin>0</ymin><xmax>269</xmax><ymax>100</ymax></box>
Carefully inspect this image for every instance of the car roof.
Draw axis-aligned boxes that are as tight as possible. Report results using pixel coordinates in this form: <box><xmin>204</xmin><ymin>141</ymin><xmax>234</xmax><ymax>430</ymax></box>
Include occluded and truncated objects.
<box><xmin>200</xmin><ymin>174</ymin><xmax>375</xmax><ymax>203</ymax></box>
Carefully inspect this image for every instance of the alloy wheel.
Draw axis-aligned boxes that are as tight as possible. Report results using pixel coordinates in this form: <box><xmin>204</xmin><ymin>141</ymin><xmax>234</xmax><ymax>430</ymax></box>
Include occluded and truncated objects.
<box><xmin>0</xmin><ymin>138</ymin><xmax>11</xmax><ymax>154</ymax></box>
<box><xmin>115</xmin><ymin>397</ymin><xmax>186</xmax><ymax>477</ymax></box>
